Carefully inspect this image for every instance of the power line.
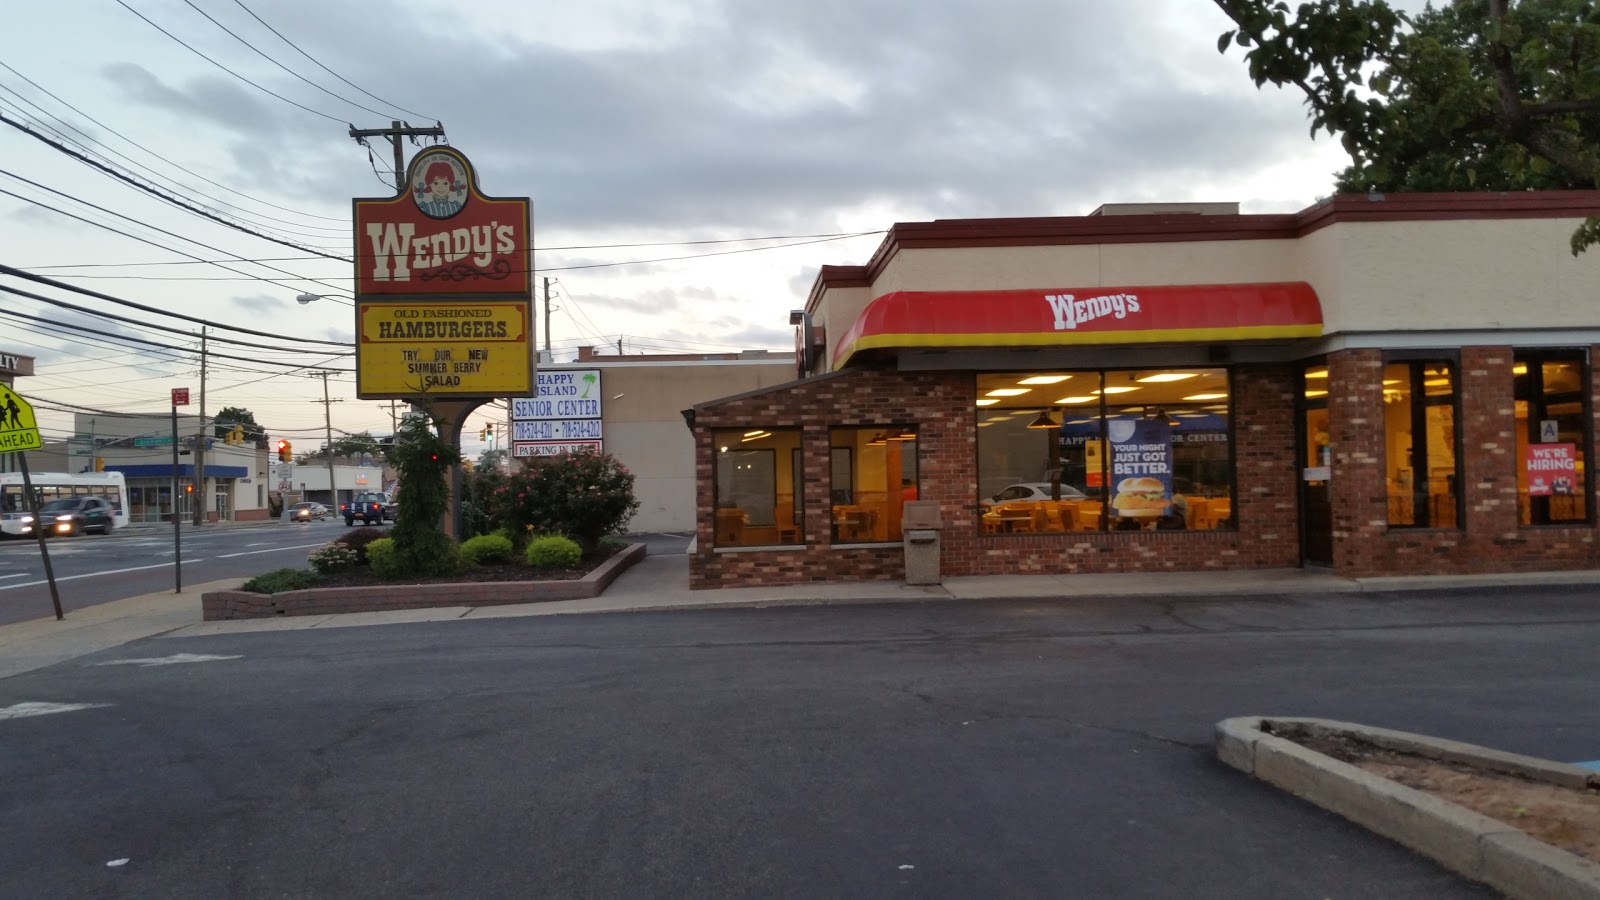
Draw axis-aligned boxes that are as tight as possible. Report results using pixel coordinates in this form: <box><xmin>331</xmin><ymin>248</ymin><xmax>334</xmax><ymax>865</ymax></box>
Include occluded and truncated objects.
<box><xmin>0</xmin><ymin>113</ymin><xmax>352</xmax><ymax>261</ymax></box>
<box><xmin>0</xmin><ymin>296</ymin><xmax>353</xmax><ymax>370</ymax></box>
<box><xmin>113</xmin><ymin>0</ymin><xmax>349</xmax><ymax>124</ymax></box>
<box><xmin>178</xmin><ymin>0</ymin><xmax>398</xmax><ymax>120</ymax></box>
<box><xmin>0</xmin><ymin>265</ymin><xmax>351</xmax><ymax>346</ymax></box>
<box><xmin>18</xmin><ymin>231</ymin><xmax>889</xmax><ymax>270</ymax></box>
<box><xmin>230</xmin><ymin>0</ymin><xmax>435</xmax><ymax>121</ymax></box>
<box><xmin>0</xmin><ymin>181</ymin><xmax>357</xmax><ymax>305</ymax></box>
<box><xmin>0</xmin><ymin>59</ymin><xmax>348</xmax><ymax>223</ymax></box>
<box><xmin>0</xmin><ymin>81</ymin><xmax>348</xmax><ymax>238</ymax></box>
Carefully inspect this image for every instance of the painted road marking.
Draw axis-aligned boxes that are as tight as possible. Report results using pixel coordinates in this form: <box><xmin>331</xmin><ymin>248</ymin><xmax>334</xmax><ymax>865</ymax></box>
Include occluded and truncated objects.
<box><xmin>0</xmin><ymin>573</ymin><xmax>24</xmax><ymax>580</ymax></box>
<box><xmin>92</xmin><ymin>653</ymin><xmax>242</xmax><ymax>668</ymax></box>
<box><xmin>0</xmin><ymin>560</ymin><xmax>205</xmax><ymax>591</ymax></box>
<box><xmin>0</xmin><ymin>701</ymin><xmax>111</xmax><ymax>720</ymax></box>
<box><xmin>215</xmin><ymin>542</ymin><xmax>324</xmax><ymax>559</ymax></box>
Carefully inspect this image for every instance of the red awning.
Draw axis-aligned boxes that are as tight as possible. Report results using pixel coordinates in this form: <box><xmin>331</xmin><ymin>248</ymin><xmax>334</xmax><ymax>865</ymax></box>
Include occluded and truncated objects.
<box><xmin>832</xmin><ymin>282</ymin><xmax>1322</xmax><ymax>368</ymax></box>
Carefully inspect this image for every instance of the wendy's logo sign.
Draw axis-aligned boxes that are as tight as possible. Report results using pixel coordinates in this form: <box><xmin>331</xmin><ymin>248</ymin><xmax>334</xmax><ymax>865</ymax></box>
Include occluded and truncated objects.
<box><xmin>353</xmin><ymin>146</ymin><xmax>532</xmax><ymax>298</ymax></box>
<box><xmin>411</xmin><ymin>150</ymin><xmax>470</xmax><ymax>218</ymax></box>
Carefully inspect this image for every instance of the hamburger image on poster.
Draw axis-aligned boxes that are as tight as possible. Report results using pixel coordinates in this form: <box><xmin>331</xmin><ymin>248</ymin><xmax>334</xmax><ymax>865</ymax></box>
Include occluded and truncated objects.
<box><xmin>1113</xmin><ymin>476</ymin><xmax>1169</xmax><ymax>515</ymax></box>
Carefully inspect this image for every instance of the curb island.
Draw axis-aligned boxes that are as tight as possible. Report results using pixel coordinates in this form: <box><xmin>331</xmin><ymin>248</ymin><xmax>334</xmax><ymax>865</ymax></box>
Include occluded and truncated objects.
<box><xmin>1216</xmin><ymin>716</ymin><xmax>1600</xmax><ymax>899</ymax></box>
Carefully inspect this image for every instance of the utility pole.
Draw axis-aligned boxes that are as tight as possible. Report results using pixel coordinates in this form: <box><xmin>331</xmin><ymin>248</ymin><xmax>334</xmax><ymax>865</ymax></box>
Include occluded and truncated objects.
<box><xmin>543</xmin><ymin>277</ymin><xmax>552</xmax><ymax>356</ymax></box>
<box><xmin>348</xmin><ymin>121</ymin><xmax>446</xmax><ymax>191</ymax></box>
<box><xmin>192</xmin><ymin>327</ymin><xmax>208</xmax><ymax>526</ymax></box>
<box><xmin>311</xmin><ymin>372</ymin><xmax>342</xmax><ymax>510</ymax></box>
<box><xmin>383</xmin><ymin>399</ymin><xmax>402</xmax><ymax>434</ymax></box>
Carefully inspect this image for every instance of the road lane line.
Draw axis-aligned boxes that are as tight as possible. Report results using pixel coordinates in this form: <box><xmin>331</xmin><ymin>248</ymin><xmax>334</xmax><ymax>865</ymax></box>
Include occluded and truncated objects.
<box><xmin>0</xmin><ymin>573</ymin><xmax>25</xmax><ymax>580</ymax></box>
<box><xmin>215</xmin><ymin>542</ymin><xmax>324</xmax><ymax>558</ymax></box>
<box><xmin>0</xmin><ymin>560</ymin><xmax>205</xmax><ymax>591</ymax></box>
<box><xmin>0</xmin><ymin>702</ymin><xmax>112</xmax><ymax>720</ymax></box>
<box><xmin>92</xmin><ymin>653</ymin><xmax>242</xmax><ymax>667</ymax></box>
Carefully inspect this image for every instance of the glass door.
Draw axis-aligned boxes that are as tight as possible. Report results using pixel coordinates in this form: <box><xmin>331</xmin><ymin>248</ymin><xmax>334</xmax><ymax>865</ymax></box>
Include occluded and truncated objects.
<box><xmin>1299</xmin><ymin>364</ymin><xmax>1333</xmax><ymax>566</ymax></box>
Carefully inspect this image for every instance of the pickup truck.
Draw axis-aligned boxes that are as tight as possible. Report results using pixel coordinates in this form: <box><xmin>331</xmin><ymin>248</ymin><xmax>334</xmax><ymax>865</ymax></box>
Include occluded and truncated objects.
<box><xmin>341</xmin><ymin>492</ymin><xmax>392</xmax><ymax>526</ymax></box>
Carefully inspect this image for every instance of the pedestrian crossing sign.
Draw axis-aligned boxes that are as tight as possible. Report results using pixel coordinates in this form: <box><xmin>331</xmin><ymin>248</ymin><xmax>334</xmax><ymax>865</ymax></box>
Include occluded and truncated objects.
<box><xmin>0</xmin><ymin>384</ymin><xmax>41</xmax><ymax>452</ymax></box>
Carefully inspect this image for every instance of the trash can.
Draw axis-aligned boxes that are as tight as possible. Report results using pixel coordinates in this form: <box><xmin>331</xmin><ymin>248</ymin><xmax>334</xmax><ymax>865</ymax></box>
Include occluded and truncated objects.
<box><xmin>901</xmin><ymin>500</ymin><xmax>943</xmax><ymax>586</ymax></box>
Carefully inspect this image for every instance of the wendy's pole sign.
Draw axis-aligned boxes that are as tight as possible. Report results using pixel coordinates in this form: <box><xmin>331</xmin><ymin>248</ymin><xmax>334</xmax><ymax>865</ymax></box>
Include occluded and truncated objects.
<box><xmin>352</xmin><ymin>146</ymin><xmax>534</xmax><ymax>399</ymax></box>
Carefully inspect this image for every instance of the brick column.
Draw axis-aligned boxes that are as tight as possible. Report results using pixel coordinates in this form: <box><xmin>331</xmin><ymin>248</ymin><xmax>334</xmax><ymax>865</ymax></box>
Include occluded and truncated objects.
<box><xmin>1458</xmin><ymin>347</ymin><xmax>1518</xmax><ymax>543</ymax></box>
<box><xmin>1327</xmin><ymin>349</ymin><xmax>1385</xmax><ymax>574</ymax></box>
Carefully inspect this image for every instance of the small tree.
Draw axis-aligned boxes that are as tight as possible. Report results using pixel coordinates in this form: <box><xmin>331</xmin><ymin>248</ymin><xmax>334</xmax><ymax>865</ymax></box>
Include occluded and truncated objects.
<box><xmin>383</xmin><ymin>410</ymin><xmax>463</xmax><ymax>577</ymax></box>
<box><xmin>492</xmin><ymin>449</ymin><xmax>640</xmax><ymax>551</ymax></box>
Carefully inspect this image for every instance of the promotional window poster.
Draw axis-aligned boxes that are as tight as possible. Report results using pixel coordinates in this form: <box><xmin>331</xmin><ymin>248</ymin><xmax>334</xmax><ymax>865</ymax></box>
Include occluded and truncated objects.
<box><xmin>1524</xmin><ymin>443</ymin><xmax>1577</xmax><ymax>496</ymax></box>
<box><xmin>1107</xmin><ymin>418</ymin><xmax>1173</xmax><ymax>517</ymax></box>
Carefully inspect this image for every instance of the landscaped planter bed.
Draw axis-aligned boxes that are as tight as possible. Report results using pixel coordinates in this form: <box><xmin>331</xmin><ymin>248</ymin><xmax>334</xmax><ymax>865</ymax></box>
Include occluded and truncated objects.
<box><xmin>201</xmin><ymin>542</ymin><xmax>645</xmax><ymax>621</ymax></box>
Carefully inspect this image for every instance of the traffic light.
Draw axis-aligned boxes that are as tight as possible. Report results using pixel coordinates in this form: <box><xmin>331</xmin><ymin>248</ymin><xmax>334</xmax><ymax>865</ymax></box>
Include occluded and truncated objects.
<box><xmin>276</xmin><ymin>439</ymin><xmax>292</xmax><ymax>462</ymax></box>
<box><xmin>480</xmin><ymin>425</ymin><xmax>490</xmax><ymax>441</ymax></box>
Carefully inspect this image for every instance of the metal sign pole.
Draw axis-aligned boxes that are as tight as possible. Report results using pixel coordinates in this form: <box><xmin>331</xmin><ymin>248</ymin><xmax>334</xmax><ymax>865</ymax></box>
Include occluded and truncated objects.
<box><xmin>17</xmin><ymin>453</ymin><xmax>63</xmax><ymax>620</ymax></box>
<box><xmin>172</xmin><ymin>402</ymin><xmax>182</xmax><ymax>592</ymax></box>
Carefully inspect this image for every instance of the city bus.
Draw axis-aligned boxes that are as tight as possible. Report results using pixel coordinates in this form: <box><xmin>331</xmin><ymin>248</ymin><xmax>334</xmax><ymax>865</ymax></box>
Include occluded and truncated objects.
<box><xmin>0</xmin><ymin>471</ymin><xmax>130</xmax><ymax>537</ymax></box>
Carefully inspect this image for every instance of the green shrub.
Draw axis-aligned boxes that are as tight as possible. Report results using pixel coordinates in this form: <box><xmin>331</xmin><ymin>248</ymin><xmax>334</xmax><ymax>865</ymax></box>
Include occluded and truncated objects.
<box><xmin>241</xmin><ymin>568</ymin><xmax>323</xmax><ymax>594</ymax></box>
<box><xmin>526</xmin><ymin>534</ymin><xmax>582</xmax><ymax>568</ymax></box>
<box><xmin>492</xmin><ymin>449</ymin><xmax>640</xmax><ymax>551</ymax></box>
<box><xmin>307</xmin><ymin>542</ymin><xmax>360</xmax><ymax>574</ymax></box>
<box><xmin>365</xmin><ymin>537</ymin><xmax>401</xmax><ymax>579</ymax></box>
<box><xmin>460</xmin><ymin>532</ymin><xmax>515</xmax><ymax>566</ymax></box>
<box><xmin>333</xmin><ymin>525</ymin><xmax>390</xmax><ymax>564</ymax></box>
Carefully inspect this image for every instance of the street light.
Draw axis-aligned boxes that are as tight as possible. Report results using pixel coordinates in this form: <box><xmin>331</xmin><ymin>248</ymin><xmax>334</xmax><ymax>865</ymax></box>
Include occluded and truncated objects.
<box><xmin>296</xmin><ymin>293</ymin><xmax>319</xmax><ymax>305</ymax></box>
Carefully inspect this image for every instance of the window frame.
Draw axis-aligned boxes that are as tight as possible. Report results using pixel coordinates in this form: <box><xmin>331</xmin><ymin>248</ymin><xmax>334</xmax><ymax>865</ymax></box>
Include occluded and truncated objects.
<box><xmin>1383</xmin><ymin>352</ymin><xmax>1463</xmax><ymax>530</ymax></box>
<box><xmin>828</xmin><ymin>425</ymin><xmax>918</xmax><ymax>545</ymax></box>
<box><xmin>1515</xmin><ymin>348</ymin><xmax>1593</xmax><ymax>527</ymax></box>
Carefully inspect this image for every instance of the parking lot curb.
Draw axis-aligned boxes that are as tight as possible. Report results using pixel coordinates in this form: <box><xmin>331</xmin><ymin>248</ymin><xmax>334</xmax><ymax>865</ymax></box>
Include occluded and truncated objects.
<box><xmin>1215</xmin><ymin>716</ymin><xmax>1600</xmax><ymax>899</ymax></box>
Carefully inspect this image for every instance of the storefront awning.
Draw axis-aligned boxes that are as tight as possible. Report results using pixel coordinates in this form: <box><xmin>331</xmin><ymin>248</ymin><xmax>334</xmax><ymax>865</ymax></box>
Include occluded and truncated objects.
<box><xmin>832</xmin><ymin>282</ymin><xmax>1322</xmax><ymax>368</ymax></box>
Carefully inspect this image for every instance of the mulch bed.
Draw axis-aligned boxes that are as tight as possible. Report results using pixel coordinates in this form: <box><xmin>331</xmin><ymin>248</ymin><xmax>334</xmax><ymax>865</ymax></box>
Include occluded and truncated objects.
<box><xmin>311</xmin><ymin>542</ymin><xmax>626</xmax><ymax>588</ymax></box>
<box><xmin>1283</xmin><ymin>729</ymin><xmax>1600</xmax><ymax>864</ymax></box>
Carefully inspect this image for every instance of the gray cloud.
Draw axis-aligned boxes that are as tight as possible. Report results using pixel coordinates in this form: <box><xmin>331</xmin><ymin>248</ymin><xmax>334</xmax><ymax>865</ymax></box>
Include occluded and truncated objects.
<box><xmin>229</xmin><ymin>293</ymin><xmax>286</xmax><ymax>313</ymax></box>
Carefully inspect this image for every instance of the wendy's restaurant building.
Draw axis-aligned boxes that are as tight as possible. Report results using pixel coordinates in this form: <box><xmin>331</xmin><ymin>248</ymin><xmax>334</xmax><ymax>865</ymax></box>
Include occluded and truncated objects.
<box><xmin>685</xmin><ymin>192</ymin><xmax>1600</xmax><ymax>589</ymax></box>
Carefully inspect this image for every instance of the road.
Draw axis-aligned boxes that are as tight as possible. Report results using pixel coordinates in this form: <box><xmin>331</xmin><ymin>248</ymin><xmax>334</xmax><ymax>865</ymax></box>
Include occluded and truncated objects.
<box><xmin>6</xmin><ymin>587</ymin><xmax>1600</xmax><ymax>897</ymax></box>
<box><xmin>0</xmin><ymin>519</ymin><xmax>343</xmax><ymax>625</ymax></box>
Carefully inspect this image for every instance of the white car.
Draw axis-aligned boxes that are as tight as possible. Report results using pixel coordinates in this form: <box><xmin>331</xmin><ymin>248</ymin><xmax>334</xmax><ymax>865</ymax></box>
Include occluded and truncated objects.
<box><xmin>985</xmin><ymin>483</ymin><xmax>1088</xmax><ymax>506</ymax></box>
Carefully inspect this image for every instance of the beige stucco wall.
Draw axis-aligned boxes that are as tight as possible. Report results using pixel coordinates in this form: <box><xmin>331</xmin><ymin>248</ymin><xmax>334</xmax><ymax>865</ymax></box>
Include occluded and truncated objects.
<box><xmin>817</xmin><ymin>214</ymin><xmax>1600</xmax><ymax>367</ymax></box>
<box><xmin>590</xmin><ymin>359</ymin><xmax>797</xmax><ymax>533</ymax></box>
<box><xmin>816</xmin><ymin>285</ymin><xmax>870</xmax><ymax>375</ymax></box>
<box><xmin>1297</xmin><ymin>217</ymin><xmax>1600</xmax><ymax>333</ymax></box>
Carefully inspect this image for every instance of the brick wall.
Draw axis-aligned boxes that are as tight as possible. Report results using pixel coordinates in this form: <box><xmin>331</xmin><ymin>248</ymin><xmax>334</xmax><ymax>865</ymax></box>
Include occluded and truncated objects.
<box><xmin>1327</xmin><ymin>346</ymin><xmax>1599</xmax><ymax>575</ymax></box>
<box><xmin>690</xmin><ymin>365</ymin><xmax>1303</xmax><ymax>588</ymax></box>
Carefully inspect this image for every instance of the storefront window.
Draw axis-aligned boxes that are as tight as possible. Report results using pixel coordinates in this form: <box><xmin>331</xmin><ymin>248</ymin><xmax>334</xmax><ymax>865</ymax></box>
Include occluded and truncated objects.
<box><xmin>829</xmin><ymin>427</ymin><xmax>918</xmax><ymax>543</ymax></box>
<box><xmin>713</xmin><ymin>429</ymin><xmax>802</xmax><ymax>547</ymax></box>
<box><xmin>1515</xmin><ymin>352</ymin><xmax>1590</xmax><ymax>525</ymax></box>
<box><xmin>975</xmin><ymin>369</ymin><xmax>1233</xmax><ymax>533</ymax></box>
<box><xmin>1383</xmin><ymin>360</ymin><xmax>1460</xmax><ymax>528</ymax></box>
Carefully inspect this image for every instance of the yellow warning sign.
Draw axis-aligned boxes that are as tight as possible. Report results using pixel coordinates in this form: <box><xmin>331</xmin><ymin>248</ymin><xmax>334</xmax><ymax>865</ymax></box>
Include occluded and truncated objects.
<box><xmin>0</xmin><ymin>384</ymin><xmax>39</xmax><ymax>452</ymax></box>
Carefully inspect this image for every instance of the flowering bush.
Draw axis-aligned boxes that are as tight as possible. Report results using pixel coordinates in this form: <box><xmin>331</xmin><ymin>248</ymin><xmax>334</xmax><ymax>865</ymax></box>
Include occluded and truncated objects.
<box><xmin>307</xmin><ymin>542</ymin><xmax>360</xmax><ymax>574</ymax></box>
<box><xmin>526</xmin><ymin>534</ymin><xmax>582</xmax><ymax>568</ymax></box>
<box><xmin>332</xmin><ymin>525</ymin><xmax>390</xmax><ymax>564</ymax></box>
<box><xmin>492</xmin><ymin>449</ymin><xmax>640</xmax><ymax>551</ymax></box>
<box><xmin>460</xmin><ymin>533</ymin><xmax>515</xmax><ymax>566</ymax></box>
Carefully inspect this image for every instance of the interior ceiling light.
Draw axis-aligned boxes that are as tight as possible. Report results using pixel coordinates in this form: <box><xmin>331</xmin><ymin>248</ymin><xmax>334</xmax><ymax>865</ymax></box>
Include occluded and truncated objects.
<box><xmin>1017</xmin><ymin>375</ymin><xmax>1070</xmax><ymax>385</ymax></box>
<box><xmin>1183</xmin><ymin>393</ymin><xmax>1227</xmax><ymax>401</ymax></box>
<box><xmin>1055</xmin><ymin>396</ymin><xmax>1096</xmax><ymax>404</ymax></box>
<box><xmin>1093</xmin><ymin>387</ymin><xmax>1139</xmax><ymax>395</ymax></box>
<box><xmin>1305</xmin><ymin>389</ymin><xmax>1328</xmax><ymax>398</ymax></box>
<box><xmin>1424</xmin><ymin>379</ymin><xmax>1450</xmax><ymax>387</ymax></box>
<box><xmin>1025</xmin><ymin>410</ymin><xmax>1060</xmax><ymax>429</ymax></box>
<box><xmin>743</xmin><ymin>430</ymin><xmax>765</xmax><ymax>437</ymax></box>
<box><xmin>986</xmin><ymin>388</ymin><xmax>1030</xmax><ymax>396</ymax></box>
<box><xmin>1305</xmin><ymin>369</ymin><xmax>1329</xmax><ymax>379</ymax></box>
<box><xmin>1136</xmin><ymin>373</ymin><xmax>1198</xmax><ymax>383</ymax></box>
<box><xmin>740</xmin><ymin>431</ymin><xmax>771</xmax><ymax>442</ymax></box>
<box><xmin>975</xmin><ymin>398</ymin><xmax>1000</xmax><ymax>406</ymax></box>
<box><xmin>1513</xmin><ymin>363</ymin><xmax>1528</xmax><ymax>375</ymax></box>
<box><xmin>1383</xmin><ymin>379</ymin><xmax>1401</xmax><ymax>385</ymax></box>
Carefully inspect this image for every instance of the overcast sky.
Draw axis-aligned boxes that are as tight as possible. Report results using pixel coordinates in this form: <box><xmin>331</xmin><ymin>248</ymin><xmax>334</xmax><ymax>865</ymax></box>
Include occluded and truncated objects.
<box><xmin>1</xmin><ymin>0</ymin><xmax>1416</xmax><ymax>449</ymax></box>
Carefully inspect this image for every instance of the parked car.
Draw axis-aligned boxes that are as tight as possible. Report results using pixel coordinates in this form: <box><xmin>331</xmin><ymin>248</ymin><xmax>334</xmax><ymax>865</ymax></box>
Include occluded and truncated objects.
<box><xmin>289</xmin><ymin>501</ymin><xmax>328</xmax><ymax>522</ymax></box>
<box><xmin>981</xmin><ymin>483</ymin><xmax>1089</xmax><ymax>509</ymax></box>
<box><xmin>341</xmin><ymin>492</ymin><xmax>390</xmax><ymax>526</ymax></box>
<box><xmin>36</xmin><ymin>496</ymin><xmax>117</xmax><ymax>536</ymax></box>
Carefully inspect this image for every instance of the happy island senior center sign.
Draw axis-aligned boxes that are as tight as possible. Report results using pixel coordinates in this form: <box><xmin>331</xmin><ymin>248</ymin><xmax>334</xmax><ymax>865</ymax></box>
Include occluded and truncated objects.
<box><xmin>353</xmin><ymin>146</ymin><xmax>534</xmax><ymax>399</ymax></box>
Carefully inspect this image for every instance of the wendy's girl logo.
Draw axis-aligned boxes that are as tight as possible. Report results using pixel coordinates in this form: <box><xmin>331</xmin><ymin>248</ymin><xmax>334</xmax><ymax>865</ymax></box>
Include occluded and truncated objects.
<box><xmin>412</xmin><ymin>151</ymin><xmax>469</xmax><ymax>219</ymax></box>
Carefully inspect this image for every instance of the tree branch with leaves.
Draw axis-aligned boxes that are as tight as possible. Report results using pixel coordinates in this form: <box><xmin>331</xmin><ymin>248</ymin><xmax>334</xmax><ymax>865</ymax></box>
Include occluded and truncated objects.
<box><xmin>1214</xmin><ymin>0</ymin><xmax>1600</xmax><ymax>254</ymax></box>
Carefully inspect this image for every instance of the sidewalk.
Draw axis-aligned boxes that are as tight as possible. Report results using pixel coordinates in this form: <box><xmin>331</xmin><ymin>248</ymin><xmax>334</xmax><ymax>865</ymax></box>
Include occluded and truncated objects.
<box><xmin>5</xmin><ymin>553</ymin><xmax>1600</xmax><ymax>680</ymax></box>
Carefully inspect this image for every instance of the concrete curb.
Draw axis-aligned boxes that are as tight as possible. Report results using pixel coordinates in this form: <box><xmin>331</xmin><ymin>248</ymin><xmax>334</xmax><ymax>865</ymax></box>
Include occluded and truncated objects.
<box><xmin>1215</xmin><ymin>716</ymin><xmax>1600</xmax><ymax>899</ymax></box>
